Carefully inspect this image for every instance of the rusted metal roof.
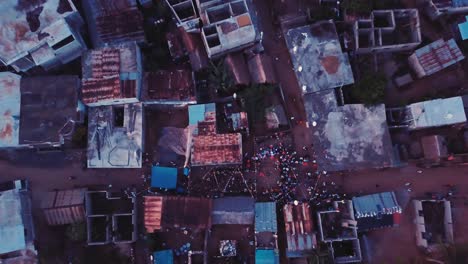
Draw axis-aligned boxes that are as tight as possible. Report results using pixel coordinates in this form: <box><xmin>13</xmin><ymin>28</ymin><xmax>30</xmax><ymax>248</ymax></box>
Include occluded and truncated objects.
<box><xmin>161</xmin><ymin>196</ymin><xmax>212</xmax><ymax>228</ymax></box>
<box><xmin>81</xmin><ymin>45</ymin><xmax>139</xmax><ymax>104</ymax></box>
<box><xmin>189</xmin><ymin>103</ymin><xmax>243</xmax><ymax>166</ymax></box>
<box><xmin>144</xmin><ymin>196</ymin><xmax>163</xmax><ymax>233</ymax></box>
<box><xmin>0</xmin><ymin>0</ymin><xmax>77</xmax><ymax>64</ymax></box>
<box><xmin>0</xmin><ymin>72</ymin><xmax>21</xmax><ymax>147</ymax></box>
<box><xmin>84</xmin><ymin>0</ymin><xmax>145</xmax><ymax>46</ymax></box>
<box><xmin>143</xmin><ymin>68</ymin><xmax>196</xmax><ymax>102</ymax></box>
<box><xmin>41</xmin><ymin>188</ymin><xmax>86</xmax><ymax>226</ymax></box>
<box><xmin>283</xmin><ymin>203</ymin><xmax>317</xmax><ymax>257</ymax></box>
<box><xmin>247</xmin><ymin>54</ymin><xmax>276</xmax><ymax>84</ymax></box>
<box><xmin>225</xmin><ymin>52</ymin><xmax>251</xmax><ymax>85</ymax></box>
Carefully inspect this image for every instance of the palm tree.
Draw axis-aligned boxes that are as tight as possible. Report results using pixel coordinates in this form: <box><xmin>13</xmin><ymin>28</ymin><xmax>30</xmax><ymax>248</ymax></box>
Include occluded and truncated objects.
<box><xmin>208</xmin><ymin>59</ymin><xmax>234</xmax><ymax>95</ymax></box>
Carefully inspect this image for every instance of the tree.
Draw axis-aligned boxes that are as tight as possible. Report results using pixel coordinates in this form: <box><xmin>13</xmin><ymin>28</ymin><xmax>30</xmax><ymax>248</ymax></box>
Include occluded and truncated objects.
<box><xmin>208</xmin><ymin>59</ymin><xmax>234</xmax><ymax>95</ymax></box>
<box><xmin>65</xmin><ymin>222</ymin><xmax>87</xmax><ymax>242</ymax></box>
<box><xmin>237</xmin><ymin>84</ymin><xmax>275</xmax><ymax>126</ymax></box>
<box><xmin>351</xmin><ymin>72</ymin><xmax>387</xmax><ymax>105</ymax></box>
<box><xmin>342</xmin><ymin>0</ymin><xmax>372</xmax><ymax>15</ymax></box>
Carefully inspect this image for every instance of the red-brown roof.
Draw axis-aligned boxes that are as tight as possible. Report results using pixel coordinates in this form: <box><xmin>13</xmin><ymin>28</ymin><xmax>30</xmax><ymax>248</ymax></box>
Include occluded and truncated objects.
<box><xmin>143</xmin><ymin>68</ymin><xmax>195</xmax><ymax>101</ymax></box>
<box><xmin>192</xmin><ymin>131</ymin><xmax>242</xmax><ymax>166</ymax></box>
<box><xmin>283</xmin><ymin>203</ymin><xmax>317</xmax><ymax>256</ymax></box>
<box><xmin>144</xmin><ymin>196</ymin><xmax>163</xmax><ymax>233</ymax></box>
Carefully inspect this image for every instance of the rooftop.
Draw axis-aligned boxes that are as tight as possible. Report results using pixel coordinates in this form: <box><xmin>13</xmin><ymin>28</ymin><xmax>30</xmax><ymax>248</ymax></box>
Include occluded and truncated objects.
<box><xmin>414</xmin><ymin>200</ymin><xmax>454</xmax><ymax>247</ymax></box>
<box><xmin>255</xmin><ymin>202</ymin><xmax>277</xmax><ymax>233</ymax></box>
<box><xmin>304</xmin><ymin>90</ymin><xmax>395</xmax><ymax>171</ymax></box>
<box><xmin>87</xmin><ymin>103</ymin><xmax>143</xmax><ymax>168</ymax></box>
<box><xmin>409</xmin><ymin>39</ymin><xmax>464</xmax><ymax>78</ymax></box>
<box><xmin>0</xmin><ymin>188</ymin><xmax>26</xmax><ymax>255</ymax></box>
<box><xmin>458</xmin><ymin>16</ymin><xmax>468</xmax><ymax>40</ymax></box>
<box><xmin>317</xmin><ymin>201</ymin><xmax>357</xmax><ymax>242</ymax></box>
<box><xmin>352</xmin><ymin>192</ymin><xmax>402</xmax><ymax>232</ymax></box>
<box><xmin>255</xmin><ymin>249</ymin><xmax>280</xmax><ymax>264</ymax></box>
<box><xmin>151</xmin><ymin>166</ymin><xmax>178</xmax><ymax>189</ymax></box>
<box><xmin>432</xmin><ymin>0</ymin><xmax>468</xmax><ymax>8</ymax></box>
<box><xmin>189</xmin><ymin>103</ymin><xmax>243</xmax><ymax>166</ymax></box>
<box><xmin>212</xmin><ymin>197</ymin><xmax>255</xmax><ymax>225</ymax></box>
<box><xmin>285</xmin><ymin>20</ymin><xmax>354</xmax><ymax>94</ymax></box>
<box><xmin>81</xmin><ymin>43</ymin><xmax>140</xmax><ymax>105</ymax></box>
<box><xmin>283</xmin><ymin>203</ymin><xmax>316</xmax><ymax>257</ymax></box>
<box><xmin>41</xmin><ymin>188</ymin><xmax>86</xmax><ymax>225</ymax></box>
<box><xmin>0</xmin><ymin>73</ymin><xmax>80</xmax><ymax>148</ymax></box>
<box><xmin>19</xmin><ymin>75</ymin><xmax>79</xmax><ymax>145</ymax></box>
<box><xmin>142</xmin><ymin>67</ymin><xmax>196</xmax><ymax>103</ymax></box>
<box><xmin>0</xmin><ymin>0</ymin><xmax>78</xmax><ymax>64</ymax></box>
<box><xmin>82</xmin><ymin>0</ymin><xmax>145</xmax><ymax>47</ymax></box>
<box><xmin>143</xmin><ymin>196</ymin><xmax>212</xmax><ymax>233</ymax></box>
<box><xmin>0</xmin><ymin>72</ymin><xmax>21</xmax><ymax>147</ymax></box>
<box><xmin>407</xmin><ymin>96</ymin><xmax>467</xmax><ymax>130</ymax></box>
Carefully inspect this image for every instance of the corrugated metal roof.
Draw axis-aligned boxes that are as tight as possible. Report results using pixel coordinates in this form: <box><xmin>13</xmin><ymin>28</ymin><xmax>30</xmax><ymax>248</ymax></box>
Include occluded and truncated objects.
<box><xmin>143</xmin><ymin>68</ymin><xmax>196</xmax><ymax>102</ymax></box>
<box><xmin>212</xmin><ymin>197</ymin><xmax>254</xmax><ymax>225</ymax></box>
<box><xmin>408</xmin><ymin>96</ymin><xmax>466</xmax><ymax>130</ymax></box>
<box><xmin>0</xmin><ymin>72</ymin><xmax>21</xmax><ymax>147</ymax></box>
<box><xmin>412</xmin><ymin>39</ymin><xmax>464</xmax><ymax>77</ymax></box>
<box><xmin>161</xmin><ymin>196</ymin><xmax>212</xmax><ymax>229</ymax></box>
<box><xmin>144</xmin><ymin>196</ymin><xmax>163</xmax><ymax>233</ymax></box>
<box><xmin>255</xmin><ymin>249</ymin><xmax>279</xmax><ymax>264</ymax></box>
<box><xmin>0</xmin><ymin>189</ymin><xmax>26</xmax><ymax>254</ymax></box>
<box><xmin>151</xmin><ymin>166</ymin><xmax>177</xmax><ymax>189</ymax></box>
<box><xmin>255</xmin><ymin>202</ymin><xmax>277</xmax><ymax>232</ymax></box>
<box><xmin>0</xmin><ymin>0</ymin><xmax>77</xmax><ymax>64</ymax></box>
<box><xmin>41</xmin><ymin>189</ymin><xmax>86</xmax><ymax>226</ymax></box>
<box><xmin>153</xmin><ymin>250</ymin><xmax>173</xmax><ymax>264</ymax></box>
<box><xmin>283</xmin><ymin>203</ymin><xmax>316</xmax><ymax>257</ymax></box>
<box><xmin>352</xmin><ymin>192</ymin><xmax>401</xmax><ymax>219</ymax></box>
<box><xmin>84</xmin><ymin>0</ymin><xmax>145</xmax><ymax>47</ymax></box>
<box><xmin>458</xmin><ymin>16</ymin><xmax>468</xmax><ymax>40</ymax></box>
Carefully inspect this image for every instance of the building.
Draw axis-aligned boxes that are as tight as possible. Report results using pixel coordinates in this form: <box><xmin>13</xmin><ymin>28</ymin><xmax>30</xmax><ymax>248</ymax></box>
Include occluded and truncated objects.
<box><xmin>41</xmin><ymin>188</ymin><xmax>86</xmax><ymax>226</ymax></box>
<box><xmin>197</xmin><ymin>0</ymin><xmax>257</xmax><ymax>58</ymax></box>
<box><xmin>85</xmin><ymin>190</ymin><xmax>137</xmax><ymax>245</ymax></box>
<box><xmin>225</xmin><ymin>52</ymin><xmax>251</xmax><ymax>86</ymax></box>
<box><xmin>283</xmin><ymin>202</ymin><xmax>317</xmax><ymax>258</ymax></box>
<box><xmin>82</xmin><ymin>0</ymin><xmax>145</xmax><ymax>48</ymax></box>
<box><xmin>387</xmin><ymin>96</ymin><xmax>467</xmax><ymax>130</ymax></box>
<box><xmin>304</xmin><ymin>90</ymin><xmax>396</xmax><ymax>171</ymax></box>
<box><xmin>422</xmin><ymin>0</ymin><xmax>468</xmax><ymax>19</ymax></box>
<box><xmin>150</xmin><ymin>166</ymin><xmax>178</xmax><ymax>190</ymax></box>
<box><xmin>0</xmin><ymin>73</ymin><xmax>83</xmax><ymax>149</ymax></box>
<box><xmin>317</xmin><ymin>200</ymin><xmax>362</xmax><ymax>263</ymax></box>
<box><xmin>247</xmin><ymin>53</ymin><xmax>276</xmax><ymax>84</ymax></box>
<box><xmin>285</xmin><ymin>20</ymin><xmax>354</xmax><ymax>94</ymax></box>
<box><xmin>87</xmin><ymin>103</ymin><xmax>143</xmax><ymax>168</ymax></box>
<box><xmin>458</xmin><ymin>16</ymin><xmax>468</xmax><ymax>40</ymax></box>
<box><xmin>420</xmin><ymin>135</ymin><xmax>448</xmax><ymax>161</ymax></box>
<box><xmin>165</xmin><ymin>0</ymin><xmax>200</xmax><ymax>32</ymax></box>
<box><xmin>352</xmin><ymin>192</ymin><xmax>402</xmax><ymax>232</ymax></box>
<box><xmin>212</xmin><ymin>197</ymin><xmax>254</xmax><ymax>225</ymax></box>
<box><xmin>255</xmin><ymin>202</ymin><xmax>279</xmax><ymax>263</ymax></box>
<box><xmin>0</xmin><ymin>0</ymin><xmax>86</xmax><ymax>72</ymax></box>
<box><xmin>0</xmin><ymin>180</ymin><xmax>37</xmax><ymax>263</ymax></box>
<box><xmin>143</xmin><ymin>195</ymin><xmax>212</xmax><ymax>233</ymax></box>
<box><xmin>153</xmin><ymin>250</ymin><xmax>174</xmax><ymax>264</ymax></box>
<box><xmin>81</xmin><ymin>43</ymin><xmax>142</xmax><ymax>107</ymax></box>
<box><xmin>208</xmin><ymin>196</ymin><xmax>255</xmax><ymax>262</ymax></box>
<box><xmin>353</xmin><ymin>9</ymin><xmax>421</xmax><ymax>54</ymax></box>
<box><xmin>408</xmin><ymin>39</ymin><xmax>464</xmax><ymax>78</ymax></box>
<box><xmin>413</xmin><ymin>199</ymin><xmax>454</xmax><ymax>248</ymax></box>
<box><xmin>188</xmin><ymin>103</ymin><xmax>242</xmax><ymax>166</ymax></box>
<box><xmin>142</xmin><ymin>67</ymin><xmax>197</xmax><ymax>105</ymax></box>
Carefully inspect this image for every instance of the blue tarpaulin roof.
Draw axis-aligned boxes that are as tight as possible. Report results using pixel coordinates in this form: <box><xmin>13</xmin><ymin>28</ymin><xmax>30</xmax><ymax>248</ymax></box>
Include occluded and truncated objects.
<box><xmin>256</xmin><ymin>249</ymin><xmax>279</xmax><ymax>264</ymax></box>
<box><xmin>153</xmin><ymin>250</ymin><xmax>173</xmax><ymax>264</ymax></box>
<box><xmin>255</xmin><ymin>202</ymin><xmax>277</xmax><ymax>232</ymax></box>
<box><xmin>151</xmin><ymin>166</ymin><xmax>177</xmax><ymax>189</ymax></box>
<box><xmin>188</xmin><ymin>103</ymin><xmax>215</xmax><ymax>125</ymax></box>
<box><xmin>458</xmin><ymin>16</ymin><xmax>468</xmax><ymax>40</ymax></box>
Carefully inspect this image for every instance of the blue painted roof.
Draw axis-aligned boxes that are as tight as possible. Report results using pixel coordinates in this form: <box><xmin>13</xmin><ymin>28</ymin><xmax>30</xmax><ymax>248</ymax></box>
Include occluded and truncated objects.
<box><xmin>352</xmin><ymin>192</ymin><xmax>400</xmax><ymax>217</ymax></box>
<box><xmin>188</xmin><ymin>103</ymin><xmax>215</xmax><ymax>125</ymax></box>
<box><xmin>153</xmin><ymin>250</ymin><xmax>173</xmax><ymax>264</ymax></box>
<box><xmin>458</xmin><ymin>16</ymin><xmax>468</xmax><ymax>40</ymax></box>
<box><xmin>255</xmin><ymin>202</ymin><xmax>277</xmax><ymax>232</ymax></box>
<box><xmin>0</xmin><ymin>189</ymin><xmax>26</xmax><ymax>254</ymax></box>
<box><xmin>151</xmin><ymin>166</ymin><xmax>177</xmax><ymax>189</ymax></box>
<box><xmin>453</xmin><ymin>0</ymin><xmax>468</xmax><ymax>8</ymax></box>
<box><xmin>256</xmin><ymin>249</ymin><xmax>279</xmax><ymax>264</ymax></box>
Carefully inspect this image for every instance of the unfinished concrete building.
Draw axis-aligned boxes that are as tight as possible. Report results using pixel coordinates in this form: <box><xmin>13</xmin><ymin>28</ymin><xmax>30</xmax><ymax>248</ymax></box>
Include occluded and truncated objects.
<box><xmin>165</xmin><ymin>0</ymin><xmax>200</xmax><ymax>32</ymax></box>
<box><xmin>85</xmin><ymin>191</ymin><xmax>137</xmax><ymax>245</ymax></box>
<box><xmin>0</xmin><ymin>0</ymin><xmax>86</xmax><ymax>72</ymax></box>
<box><xmin>353</xmin><ymin>9</ymin><xmax>421</xmax><ymax>54</ymax></box>
<box><xmin>413</xmin><ymin>200</ymin><xmax>454</xmax><ymax>249</ymax></box>
<box><xmin>422</xmin><ymin>0</ymin><xmax>468</xmax><ymax>19</ymax></box>
<box><xmin>197</xmin><ymin>0</ymin><xmax>257</xmax><ymax>58</ymax></box>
